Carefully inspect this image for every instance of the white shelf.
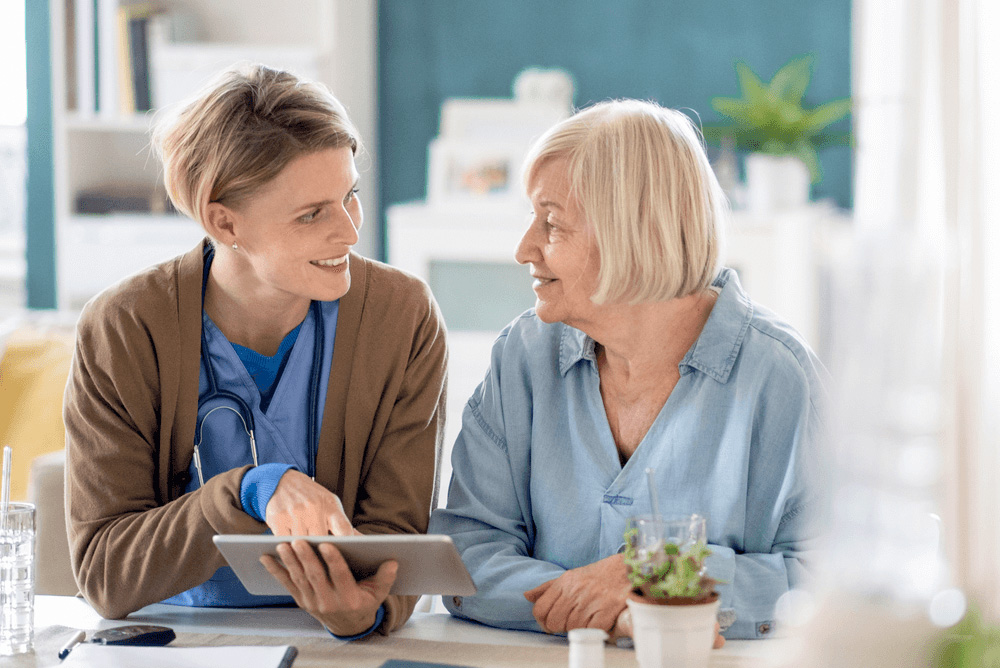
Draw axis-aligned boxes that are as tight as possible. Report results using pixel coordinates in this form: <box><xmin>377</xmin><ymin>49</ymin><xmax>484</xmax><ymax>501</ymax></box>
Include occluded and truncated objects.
<box><xmin>49</xmin><ymin>0</ymin><xmax>378</xmax><ymax>308</ymax></box>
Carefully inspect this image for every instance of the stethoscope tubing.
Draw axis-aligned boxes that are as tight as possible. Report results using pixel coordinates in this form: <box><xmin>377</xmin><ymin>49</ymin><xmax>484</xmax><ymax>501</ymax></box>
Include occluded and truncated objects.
<box><xmin>193</xmin><ymin>404</ymin><xmax>259</xmax><ymax>488</ymax></box>
<box><xmin>193</xmin><ymin>301</ymin><xmax>324</xmax><ymax>488</ymax></box>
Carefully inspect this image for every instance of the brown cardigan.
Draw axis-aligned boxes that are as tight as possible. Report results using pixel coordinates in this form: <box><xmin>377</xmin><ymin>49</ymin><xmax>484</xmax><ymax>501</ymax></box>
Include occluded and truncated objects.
<box><xmin>63</xmin><ymin>241</ymin><xmax>447</xmax><ymax>632</ymax></box>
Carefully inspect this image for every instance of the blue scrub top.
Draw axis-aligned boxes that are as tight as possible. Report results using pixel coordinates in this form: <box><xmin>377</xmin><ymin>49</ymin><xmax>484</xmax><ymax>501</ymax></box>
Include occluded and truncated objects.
<box><xmin>162</xmin><ymin>293</ymin><xmax>339</xmax><ymax>608</ymax></box>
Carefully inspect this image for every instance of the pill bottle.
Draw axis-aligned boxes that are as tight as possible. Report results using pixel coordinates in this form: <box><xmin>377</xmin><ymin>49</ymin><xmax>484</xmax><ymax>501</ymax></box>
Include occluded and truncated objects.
<box><xmin>568</xmin><ymin>628</ymin><xmax>607</xmax><ymax>668</ymax></box>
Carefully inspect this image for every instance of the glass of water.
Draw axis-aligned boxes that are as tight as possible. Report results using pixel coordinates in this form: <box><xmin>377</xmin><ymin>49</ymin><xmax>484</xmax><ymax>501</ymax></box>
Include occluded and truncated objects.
<box><xmin>0</xmin><ymin>503</ymin><xmax>35</xmax><ymax>655</ymax></box>
<box><xmin>625</xmin><ymin>514</ymin><xmax>707</xmax><ymax>576</ymax></box>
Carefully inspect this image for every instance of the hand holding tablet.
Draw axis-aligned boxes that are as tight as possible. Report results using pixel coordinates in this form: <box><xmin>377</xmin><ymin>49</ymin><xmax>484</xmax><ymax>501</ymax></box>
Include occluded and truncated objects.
<box><xmin>213</xmin><ymin>534</ymin><xmax>476</xmax><ymax>597</ymax></box>
<box><xmin>262</xmin><ymin>539</ymin><xmax>396</xmax><ymax>636</ymax></box>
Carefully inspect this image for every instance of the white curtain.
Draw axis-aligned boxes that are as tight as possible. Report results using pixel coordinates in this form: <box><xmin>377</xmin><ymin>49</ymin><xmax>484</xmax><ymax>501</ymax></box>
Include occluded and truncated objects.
<box><xmin>853</xmin><ymin>0</ymin><xmax>1000</xmax><ymax>617</ymax></box>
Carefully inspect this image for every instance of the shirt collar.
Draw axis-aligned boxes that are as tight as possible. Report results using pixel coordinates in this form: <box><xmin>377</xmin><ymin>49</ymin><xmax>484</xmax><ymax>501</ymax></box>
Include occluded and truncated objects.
<box><xmin>558</xmin><ymin>267</ymin><xmax>752</xmax><ymax>383</ymax></box>
<box><xmin>680</xmin><ymin>267</ymin><xmax>753</xmax><ymax>383</ymax></box>
<box><xmin>559</xmin><ymin>324</ymin><xmax>597</xmax><ymax>375</ymax></box>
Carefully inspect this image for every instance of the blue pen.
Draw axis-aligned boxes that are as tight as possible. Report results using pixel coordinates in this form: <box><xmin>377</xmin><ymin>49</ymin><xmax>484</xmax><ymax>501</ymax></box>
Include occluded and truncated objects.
<box><xmin>57</xmin><ymin>630</ymin><xmax>86</xmax><ymax>661</ymax></box>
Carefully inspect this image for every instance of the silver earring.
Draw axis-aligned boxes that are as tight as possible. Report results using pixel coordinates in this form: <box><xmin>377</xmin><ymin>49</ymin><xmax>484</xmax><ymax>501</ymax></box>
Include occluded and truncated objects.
<box><xmin>232</xmin><ymin>243</ymin><xmax>238</xmax><ymax>250</ymax></box>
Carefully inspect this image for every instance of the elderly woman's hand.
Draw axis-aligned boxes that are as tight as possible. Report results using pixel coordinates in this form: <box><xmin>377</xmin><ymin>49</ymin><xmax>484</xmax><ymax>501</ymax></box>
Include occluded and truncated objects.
<box><xmin>261</xmin><ymin>539</ymin><xmax>396</xmax><ymax>636</ymax></box>
<box><xmin>523</xmin><ymin>554</ymin><xmax>630</xmax><ymax>633</ymax></box>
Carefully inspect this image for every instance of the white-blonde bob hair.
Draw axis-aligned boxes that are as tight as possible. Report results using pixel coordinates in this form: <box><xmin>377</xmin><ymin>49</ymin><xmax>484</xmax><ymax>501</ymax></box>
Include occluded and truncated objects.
<box><xmin>523</xmin><ymin>99</ymin><xmax>727</xmax><ymax>305</ymax></box>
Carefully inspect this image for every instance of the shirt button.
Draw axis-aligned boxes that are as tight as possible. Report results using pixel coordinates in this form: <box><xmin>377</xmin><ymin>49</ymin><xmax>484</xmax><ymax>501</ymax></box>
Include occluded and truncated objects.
<box><xmin>758</xmin><ymin>622</ymin><xmax>771</xmax><ymax>635</ymax></box>
<box><xmin>452</xmin><ymin>596</ymin><xmax>462</xmax><ymax>609</ymax></box>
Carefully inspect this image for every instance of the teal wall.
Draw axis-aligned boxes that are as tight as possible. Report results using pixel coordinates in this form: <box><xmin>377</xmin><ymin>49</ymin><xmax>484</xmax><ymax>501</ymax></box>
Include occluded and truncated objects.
<box><xmin>378</xmin><ymin>0</ymin><xmax>852</xmax><ymax>256</ymax></box>
<box><xmin>25</xmin><ymin>0</ymin><xmax>55</xmax><ymax>309</ymax></box>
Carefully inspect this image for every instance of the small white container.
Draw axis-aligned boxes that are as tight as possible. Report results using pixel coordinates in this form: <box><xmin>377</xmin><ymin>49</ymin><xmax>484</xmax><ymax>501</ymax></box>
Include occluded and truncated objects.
<box><xmin>626</xmin><ymin>596</ymin><xmax>720</xmax><ymax>668</ymax></box>
<box><xmin>744</xmin><ymin>153</ymin><xmax>811</xmax><ymax>213</ymax></box>
<box><xmin>568</xmin><ymin>627</ymin><xmax>607</xmax><ymax>668</ymax></box>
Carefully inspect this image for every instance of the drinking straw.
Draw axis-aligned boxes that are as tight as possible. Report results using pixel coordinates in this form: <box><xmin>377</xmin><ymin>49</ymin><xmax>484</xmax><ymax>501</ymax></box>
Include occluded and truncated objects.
<box><xmin>1</xmin><ymin>445</ymin><xmax>11</xmax><ymax>528</ymax></box>
<box><xmin>645</xmin><ymin>467</ymin><xmax>661</xmax><ymax>520</ymax></box>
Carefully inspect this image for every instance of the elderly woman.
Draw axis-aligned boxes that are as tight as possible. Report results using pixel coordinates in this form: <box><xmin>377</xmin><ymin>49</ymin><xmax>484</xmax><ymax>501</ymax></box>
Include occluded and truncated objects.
<box><xmin>428</xmin><ymin>99</ymin><xmax>825</xmax><ymax>641</ymax></box>
<box><xmin>63</xmin><ymin>65</ymin><xmax>446</xmax><ymax>638</ymax></box>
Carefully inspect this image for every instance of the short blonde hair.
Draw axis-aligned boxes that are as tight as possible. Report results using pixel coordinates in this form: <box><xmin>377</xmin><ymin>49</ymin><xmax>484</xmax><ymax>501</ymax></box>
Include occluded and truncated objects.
<box><xmin>523</xmin><ymin>99</ymin><xmax>726</xmax><ymax>305</ymax></box>
<box><xmin>152</xmin><ymin>64</ymin><xmax>360</xmax><ymax>227</ymax></box>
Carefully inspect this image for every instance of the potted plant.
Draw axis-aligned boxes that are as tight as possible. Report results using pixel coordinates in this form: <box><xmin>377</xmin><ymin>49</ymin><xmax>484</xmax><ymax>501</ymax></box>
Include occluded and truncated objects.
<box><xmin>702</xmin><ymin>54</ymin><xmax>852</xmax><ymax>212</ymax></box>
<box><xmin>933</xmin><ymin>603</ymin><xmax>1000</xmax><ymax>667</ymax></box>
<box><xmin>623</xmin><ymin>515</ymin><xmax>720</xmax><ymax>668</ymax></box>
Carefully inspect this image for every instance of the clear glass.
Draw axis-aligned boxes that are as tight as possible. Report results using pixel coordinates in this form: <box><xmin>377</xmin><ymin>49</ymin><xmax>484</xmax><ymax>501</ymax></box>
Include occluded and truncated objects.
<box><xmin>626</xmin><ymin>514</ymin><xmax>707</xmax><ymax>577</ymax></box>
<box><xmin>0</xmin><ymin>503</ymin><xmax>35</xmax><ymax>655</ymax></box>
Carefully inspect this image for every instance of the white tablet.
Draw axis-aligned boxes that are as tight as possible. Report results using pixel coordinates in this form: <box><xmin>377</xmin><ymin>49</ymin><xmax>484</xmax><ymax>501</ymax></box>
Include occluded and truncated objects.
<box><xmin>213</xmin><ymin>534</ymin><xmax>477</xmax><ymax>597</ymax></box>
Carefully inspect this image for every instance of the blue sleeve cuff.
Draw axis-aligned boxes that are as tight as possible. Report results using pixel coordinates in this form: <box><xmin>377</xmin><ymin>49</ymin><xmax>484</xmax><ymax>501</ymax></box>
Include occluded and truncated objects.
<box><xmin>327</xmin><ymin>604</ymin><xmax>385</xmax><ymax>641</ymax></box>
<box><xmin>239</xmin><ymin>463</ymin><xmax>296</xmax><ymax>522</ymax></box>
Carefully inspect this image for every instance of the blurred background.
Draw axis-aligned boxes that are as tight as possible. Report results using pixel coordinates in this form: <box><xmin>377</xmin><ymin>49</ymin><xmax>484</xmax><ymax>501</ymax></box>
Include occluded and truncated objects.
<box><xmin>1</xmin><ymin>1</ymin><xmax>998</xmax><ymax>664</ymax></box>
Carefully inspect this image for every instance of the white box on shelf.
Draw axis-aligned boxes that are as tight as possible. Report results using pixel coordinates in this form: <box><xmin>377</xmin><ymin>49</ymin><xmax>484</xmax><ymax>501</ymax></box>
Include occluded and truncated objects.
<box><xmin>725</xmin><ymin>204</ymin><xmax>850</xmax><ymax>352</ymax></box>
<box><xmin>387</xmin><ymin>200</ymin><xmax>533</xmax><ymax>508</ymax></box>
<box><xmin>387</xmin><ymin>201</ymin><xmax>528</xmax><ymax>278</ymax></box>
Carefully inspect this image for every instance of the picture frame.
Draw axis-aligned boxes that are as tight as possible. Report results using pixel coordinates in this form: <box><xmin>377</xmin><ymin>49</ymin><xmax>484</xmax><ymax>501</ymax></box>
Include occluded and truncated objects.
<box><xmin>427</xmin><ymin>137</ymin><xmax>528</xmax><ymax>204</ymax></box>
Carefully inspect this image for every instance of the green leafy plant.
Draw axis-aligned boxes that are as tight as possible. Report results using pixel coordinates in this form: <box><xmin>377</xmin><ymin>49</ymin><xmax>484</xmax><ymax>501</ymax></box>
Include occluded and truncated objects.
<box><xmin>623</xmin><ymin>528</ymin><xmax>718</xmax><ymax>602</ymax></box>
<box><xmin>702</xmin><ymin>54</ymin><xmax>852</xmax><ymax>183</ymax></box>
<box><xmin>933</xmin><ymin>604</ymin><xmax>1000</xmax><ymax>668</ymax></box>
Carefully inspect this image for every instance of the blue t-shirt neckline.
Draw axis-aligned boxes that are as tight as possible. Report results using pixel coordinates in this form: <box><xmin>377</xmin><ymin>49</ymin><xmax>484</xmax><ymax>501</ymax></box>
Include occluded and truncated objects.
<box><xmin>230</xmin><ymin>324</ymin><xmax>303</xmax><ymax>412</ymax></box>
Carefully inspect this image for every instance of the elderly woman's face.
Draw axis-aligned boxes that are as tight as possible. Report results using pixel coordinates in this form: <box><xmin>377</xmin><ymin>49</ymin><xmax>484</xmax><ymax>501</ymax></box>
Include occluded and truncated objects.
<box><xmin>516</xmin><ymin>158</ymin><xmax>601</xmax><ymax>326</ymax></box>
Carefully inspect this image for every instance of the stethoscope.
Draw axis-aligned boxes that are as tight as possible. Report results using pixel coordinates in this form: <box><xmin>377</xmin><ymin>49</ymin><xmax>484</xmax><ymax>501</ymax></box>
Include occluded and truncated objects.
<box><xmin>193</xmin><ymin>249</ymin><xmax>324</xmax><ymax>487</ymax></box>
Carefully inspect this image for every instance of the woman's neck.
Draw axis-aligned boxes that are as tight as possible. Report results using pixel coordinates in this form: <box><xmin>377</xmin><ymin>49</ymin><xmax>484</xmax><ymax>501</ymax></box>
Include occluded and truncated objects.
<box><xmin>204</xmin><ymin>250</ymin><xmax>311</xmax><ymax>356</ymax></box>
<box><xmin>584</xmin><ymin>290</ymin><xmax>718</xmax><ymax>389</ymax></box>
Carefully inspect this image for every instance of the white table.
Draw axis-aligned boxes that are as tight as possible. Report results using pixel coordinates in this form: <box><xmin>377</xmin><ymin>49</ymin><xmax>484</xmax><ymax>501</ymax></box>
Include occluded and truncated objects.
<box><xmin>13</xmin><ymin>595</ymin><xmax>795</xmax><ymax>667</ymax></box>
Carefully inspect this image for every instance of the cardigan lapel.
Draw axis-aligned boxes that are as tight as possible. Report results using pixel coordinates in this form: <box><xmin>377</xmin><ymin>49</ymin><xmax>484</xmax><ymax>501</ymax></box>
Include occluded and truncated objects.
<box><xmin>315</xmin><ymin>252</ymin><xmax>367</xmax><ymax>507</ymax></box>
<box><xmin>163</xmin><ymin>240</ymin><xmax>212</xmax><ymax>501</ymax></box>
<box><xmin>160</xmin><ymin>244</ymin><xmax>366</xmax><ymax>506</ymax></box>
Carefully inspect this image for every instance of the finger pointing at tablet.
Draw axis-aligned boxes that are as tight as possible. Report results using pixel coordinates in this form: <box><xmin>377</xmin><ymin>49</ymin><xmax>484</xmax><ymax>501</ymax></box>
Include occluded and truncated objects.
<box><xmin>326</xmin><ymin>495</ymin><xmax>358</xmax><ymax>536</ymax></box>
<box><xmin>264</xmin><ymin>470</ymin><xmax>356</xmax><ymax>536</ymax></box>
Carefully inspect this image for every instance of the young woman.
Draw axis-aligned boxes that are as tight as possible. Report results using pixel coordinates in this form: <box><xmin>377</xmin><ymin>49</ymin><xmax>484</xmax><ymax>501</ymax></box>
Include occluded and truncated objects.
<box><xmin>64</xmin><ymin>65</ymin><xmax>447</xmax><ymax>638</ymax></box>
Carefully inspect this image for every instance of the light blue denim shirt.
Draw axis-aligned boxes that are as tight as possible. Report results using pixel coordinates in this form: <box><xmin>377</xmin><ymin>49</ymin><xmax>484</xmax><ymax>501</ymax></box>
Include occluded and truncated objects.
<box><xmin>428</xmin><ymin>268</ymin><xmax>828</xmax><ymax>640</ymax></box>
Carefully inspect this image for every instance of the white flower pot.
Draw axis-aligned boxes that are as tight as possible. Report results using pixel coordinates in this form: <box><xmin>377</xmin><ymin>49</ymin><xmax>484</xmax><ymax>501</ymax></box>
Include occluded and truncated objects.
<box><xmin>744</xmin><ymin>153</ymin><xmax>811</xmax><ymax>213</ymax></box>
<box><xmin>626</xmin><ymin>596</ymin><xmax>721</xmax><ymax>668</ymax></box>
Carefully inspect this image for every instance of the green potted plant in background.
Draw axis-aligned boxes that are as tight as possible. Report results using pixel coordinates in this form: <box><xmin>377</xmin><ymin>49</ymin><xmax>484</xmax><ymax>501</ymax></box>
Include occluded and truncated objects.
<box><xmin>933</xmin><ymin>604</ymin><xmax>1000</xmax><ymax>667</ymax></box>
<box><xmin>623</xmin><ymin>514</ymin><xmax>719</xmax><ymax>668</ymax></box>
<box><xmin>702</xmin><ymin>54</ymin><xmax>852</xmax><ymax>212</ymax></box>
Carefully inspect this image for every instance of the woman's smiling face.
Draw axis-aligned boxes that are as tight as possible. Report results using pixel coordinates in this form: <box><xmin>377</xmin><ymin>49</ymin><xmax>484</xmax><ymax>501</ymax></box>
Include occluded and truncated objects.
<box><xmin>515</xmin><ymin>157</ymin><xmax>602</xmax><ymax>327</ymax></box>
<box><xmin>226</xmin><ymin>146</ymin><xmax>362</xmax><ymax>306</ymax></box>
